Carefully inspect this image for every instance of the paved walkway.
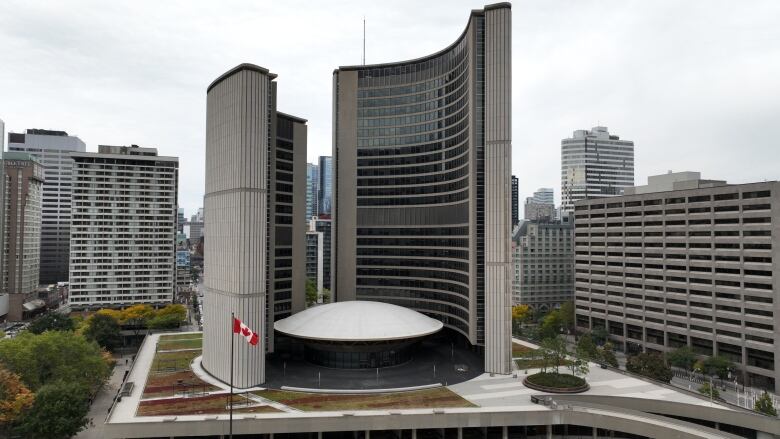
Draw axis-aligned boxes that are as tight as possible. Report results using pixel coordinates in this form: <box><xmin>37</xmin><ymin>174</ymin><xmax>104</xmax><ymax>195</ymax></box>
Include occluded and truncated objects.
<box><xmin>76</xmin><ymin>353</ymin><xmax>135</xmax><ymax>439</ymax></box>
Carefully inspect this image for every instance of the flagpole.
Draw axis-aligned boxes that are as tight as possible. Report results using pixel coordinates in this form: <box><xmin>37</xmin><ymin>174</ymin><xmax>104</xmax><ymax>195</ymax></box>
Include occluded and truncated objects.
<box><xmin>229</xmin><ymin>312</ymin><xmax>234</xmax><ymax>438</ymax></box>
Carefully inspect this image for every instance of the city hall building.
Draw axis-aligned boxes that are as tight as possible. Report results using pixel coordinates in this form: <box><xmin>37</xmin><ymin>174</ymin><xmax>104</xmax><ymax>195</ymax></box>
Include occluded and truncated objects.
<box><xmin>332</xmin><ymin>3</ymin><xmax>514</xmax><ymax>375</ymax></box>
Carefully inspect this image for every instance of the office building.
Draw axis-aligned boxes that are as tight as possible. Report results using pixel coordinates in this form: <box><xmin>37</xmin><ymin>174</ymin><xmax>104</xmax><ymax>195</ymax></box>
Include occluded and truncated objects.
<box><xmin>512</xmin><ymin>218</ymin><xmax>574</xmax><ymax>311</ymax></box>
<box><xmin>67</xmin><ymin>145</ymin><xmax>178</xmax><ymax>309</ymax></box>
<box><xmin>511</xmin><ymin>175</ymin><xmax>519</xmax><ymax>228</ymax></box>
<box><xmin>333</xmin><ymin>3</ymin><xmax>513</xmax><ymax>374</ymax></box>
<box><xmin>306</xmin><ymin>163</ymin><xmax>319</xmax><ymax>220</ymax></box>
<box><xmin>314</xmin><ymin>215</ymin><xmax>332</xmax><ymax>291</ymax></box>
<box><xmin>317</xmin><ymin>155</ymin><xmax>332</xmax><ymax>215</ymax></box>
<box><xmin>0</xmin><ymin>153</ymin><xmax>45</xmax><ymax>321</ymax></box>
<box><xmin>202</xmin><ymin>64</ymin><xmax>307</xmax><ymax>388</ymax></box>
<box><xmin>7</xmin><ymin>129</ymin><xmax>87</xmax><ymax>284</ymax></box>
<box><xmin>188</xmin><ymin>208</ymin><xmax>203</xmax><ymax>242</ymax></box>
<box><xmin>574</xmin><ymin>172</ymin><xmax>779</xmax><ymax>392</ymax></box>
<box><xmin>305</xmin><ymin>218</ymin><xmax>324</xmax><ymax>303</ymax></box>
<box><xmin>531</xmin><ymin>187</ymin><xmax>554</xmax><ymax>205</ymax></box>
<box><xmin>524</xmin><ymin>198</ymin><xmax>555</xmax><ymax>221</ymax></box>
<box><xmin>177</xmin><ymin>208</ymin><xmax>185</xmax><ymax>233</ymax></box>
<box><xmin>561</xmin><ymin>126</ymin><xmax>634</xmax><ymax>213</ymax></box>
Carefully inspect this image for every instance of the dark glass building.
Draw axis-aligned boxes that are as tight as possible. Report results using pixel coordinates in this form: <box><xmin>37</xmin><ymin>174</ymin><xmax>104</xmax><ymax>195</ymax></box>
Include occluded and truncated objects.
<box><xmin>333</xmin><ymin>3</ymin><xmax>513</xmax><ymax>374</ymax></box>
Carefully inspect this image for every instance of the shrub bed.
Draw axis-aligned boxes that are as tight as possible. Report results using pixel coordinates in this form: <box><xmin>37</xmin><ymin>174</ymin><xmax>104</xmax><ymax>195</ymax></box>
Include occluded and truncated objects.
<box><xmin>523</xmin><ymin>372</ymin><xmax>589</xmax><ymax>393</ymax></box>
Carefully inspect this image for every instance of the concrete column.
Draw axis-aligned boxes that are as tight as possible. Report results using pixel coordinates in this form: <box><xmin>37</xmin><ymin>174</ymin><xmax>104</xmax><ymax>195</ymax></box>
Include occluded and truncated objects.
<box><xmin>502</xmin><ymin>426</ymin><xmax>508</xmax><ymax>439</ymax></box>
<box><xmin>546</xmin><ymin>425</ymin><xmax>552</xmax><ymax>439</ymax></box>
<box><xmin>457</xmin><ymin>427</ymin><xmax>462</xmax><ymax>439</ymax></box>
<box><xmin>366</xmin><ymin>430</ymin><xmax>370</xmax><ymax>439</ymax></box>
<box><xmin>412</xmin><ymin>429</ymin><xmax>417</xmax><ymax>439</ymax></box>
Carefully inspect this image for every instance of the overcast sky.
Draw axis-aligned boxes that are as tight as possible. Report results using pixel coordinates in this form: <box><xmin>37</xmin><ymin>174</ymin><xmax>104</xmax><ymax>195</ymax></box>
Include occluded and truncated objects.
<box><xmin>1</xmin><ymin>0</ymin><xmax>779</xmax><ymax>214</ymax></box>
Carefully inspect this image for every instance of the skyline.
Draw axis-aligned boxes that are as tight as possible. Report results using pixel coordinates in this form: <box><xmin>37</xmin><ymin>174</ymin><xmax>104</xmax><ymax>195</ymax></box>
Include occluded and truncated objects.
<box><xmin>1</xmin><ymin>0</ymin><xmax>779</xmax><ymax>214</ymax></box>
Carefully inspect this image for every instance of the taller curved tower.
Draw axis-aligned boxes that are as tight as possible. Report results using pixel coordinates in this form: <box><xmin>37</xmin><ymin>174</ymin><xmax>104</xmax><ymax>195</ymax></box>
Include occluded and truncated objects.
<box><xmin>333</xmin><ymin>3</ymin><xmax>512</xmax><ymax>373</ymax></box>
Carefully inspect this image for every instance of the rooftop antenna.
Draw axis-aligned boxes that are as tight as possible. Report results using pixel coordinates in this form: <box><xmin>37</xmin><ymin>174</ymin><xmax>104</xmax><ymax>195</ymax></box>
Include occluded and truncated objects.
<box><xmin>362</xmin><ymin>16</ymin><xmax>366</xmax><ymax>65</ymax></box>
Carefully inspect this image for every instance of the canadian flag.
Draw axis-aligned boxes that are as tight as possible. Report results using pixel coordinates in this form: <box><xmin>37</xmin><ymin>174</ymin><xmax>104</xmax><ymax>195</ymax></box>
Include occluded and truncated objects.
<box><xmin>232</xmin><ymin>317</ymin><xmax>260</xmax><ymax>346</ymax></box>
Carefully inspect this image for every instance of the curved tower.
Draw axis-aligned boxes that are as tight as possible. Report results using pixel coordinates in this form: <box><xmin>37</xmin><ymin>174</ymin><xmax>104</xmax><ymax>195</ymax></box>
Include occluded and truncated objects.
<box><xmin>333</xmin><ymin>3</ymin><xmax>512</xmax><ymax>373</ymax></box>
<box><xmin>203</xmin><ymin>64</ymin><xmax>307</xmax><ymax>387</ymax></box>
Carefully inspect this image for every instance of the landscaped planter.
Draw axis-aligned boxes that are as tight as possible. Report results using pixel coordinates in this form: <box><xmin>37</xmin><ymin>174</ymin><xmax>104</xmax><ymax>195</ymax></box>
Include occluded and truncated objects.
<box><xmin>523</xmin><ymin>372</ymin><xmax>589</xmax><ymax>394</ymax></box>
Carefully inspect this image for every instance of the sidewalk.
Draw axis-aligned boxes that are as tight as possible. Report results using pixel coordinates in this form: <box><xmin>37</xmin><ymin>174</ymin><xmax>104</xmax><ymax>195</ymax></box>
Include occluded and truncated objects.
<box><xmin>76</xmin><ymin>353</ymin><xmax>134</xmax><ymax>439</ymax></box>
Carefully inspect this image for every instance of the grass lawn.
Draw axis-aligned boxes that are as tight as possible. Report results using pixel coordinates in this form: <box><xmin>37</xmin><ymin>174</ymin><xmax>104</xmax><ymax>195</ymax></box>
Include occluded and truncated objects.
<box><xmin>138</xmin><ymin>393</ymin><xmax>280</xmax><ymax>416</ymax></box>
<box><xmin>142</xmin><ymin>370</ymin><xmax>219</xmax><ymax>398</ymax></box>
<box><xmin>159</xmin><ymin>333</ymin><xmax>203</xmax><ymax>341</ymax></box>
<box><xmin>158</xmin><ymin>338</ymin><xmax>202</xmax><ymax>351</ymax></box>
<box><xmin>151</xmin><ymin>349</ymin><xmax>202</xmax><ymax>372</ymax></box>
<box><xmin>512</xmin><ymin>343</ymin><xmax>535</xmax><ymax>357</ymax></box>
<box><xmin>254</xmin><ymin>387</ymin><xmax>476</xmax><ymax>411</ymax></box>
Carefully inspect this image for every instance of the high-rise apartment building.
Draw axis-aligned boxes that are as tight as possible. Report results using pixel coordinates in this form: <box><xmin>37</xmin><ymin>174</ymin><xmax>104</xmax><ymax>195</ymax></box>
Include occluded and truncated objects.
<box><xmin>574</xmin><ymin>172</ymin><xmax>779</xmax><ymax>392</ymax></box>
<box><xmin>333</xmin><ymin>3</ymin><xmax>513</xmax><ymax>374</ymax></box>
<box><xmin>1</xmin><ymin>153</ymin><xmax>45</xmax><ymax>321</ymax></box>
<box><xmin>7</xmin><ymin>129</ymin><xmax>86</xmax><ymax>284</ymax></box>
<box><xmin>314</xmin><ymin>215</ymin><xmax>332</xmax><ymax>291</ymax></box>
<box><xmin>317</xmin><ymin>156</ymin><xmax>333</xmax><ymax>215</ymax></box>
<box><xmin>68</xmin><ymin>145</ymin><xmax>178</xmax><ymax>309</ymax></box>
<box><xmin>561</xmin><ymin>126</ymin><xmax>634</xmax><ymax>213</ymax></box>
<box><xmin>306</xmin><ymin>163</ymin><xmax>319</xmax><ymax>219</ymax></box>
<box><xmin>305</xmin><ymin>219</ymin><xmax>324</xmax><ymax>303</ymax></box>
<box><xmin>177</xmin><ymin>208</ymin><xmax>186</xmax><ymax>233</ymax></box>
<box><xmin>511</xmin><ymin>175</ymin><xmax>519</xmax><ymax>228</ymax></box>
<box><xmin>524</xmin><ymin>198</ymin><xmax>555</xmax><ymax>221</ymax></box>
<box><xmin>202</xmin><ymin>64</ymin><xmax>307</xmax><ymax>388</ymax></box>
<box><xmin>512</xmin><ymin>217</ymin><xmax>574</xmax><ymax>311</ymax></box>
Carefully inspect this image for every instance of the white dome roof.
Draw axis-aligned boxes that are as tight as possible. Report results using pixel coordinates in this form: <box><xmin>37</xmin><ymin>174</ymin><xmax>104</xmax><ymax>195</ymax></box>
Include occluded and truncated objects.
<box><xmin>274</xmin><ymin>301</ymin><xmax>444</xmax><ymax>342</ymax></box>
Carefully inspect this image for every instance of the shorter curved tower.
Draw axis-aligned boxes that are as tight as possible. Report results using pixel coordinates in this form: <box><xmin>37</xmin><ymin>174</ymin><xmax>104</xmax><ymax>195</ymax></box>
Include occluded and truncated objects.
<box><xmin>202</xmin><ymin>64</ymin><xmax>307</xmax><ymax>387</ymax></box>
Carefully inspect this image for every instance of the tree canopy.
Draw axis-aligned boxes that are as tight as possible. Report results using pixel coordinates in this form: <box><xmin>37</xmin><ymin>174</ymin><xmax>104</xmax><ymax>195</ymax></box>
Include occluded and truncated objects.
<box><xmin>626</xmin><ymin>352</ymin><xmax>673</xmax><ymax>383</ymax></box>
<box><xmin>0</xmin><ymin>331</ymin><xmax>110</xmax><ymax>392</ymax></box>
<box><xmin>754</xmin><ymin>391</ymin><xmax>777</xmax><ymax>417</ymax></box>
<box><xmin>666</xmin><ymin>346</ymin><xmax>697</xmax><ymax>371</ymax></box>
<box><xmin>27</xmin><ymin>313</ymin><xmax>75</xmax><ymax>334</ymax></box>
<box><xmin>83</xmin><ymin>313</ymin><xmax>122</xmax><ymax>352</ymax></box>
<box><xmin>13</xmin><ymin>381</ymin><xmax>90</xmax><ymax>439</ymax></box>
<box><xmin>0</xmin><ymin>365</ymin><xmax>34</xmax><ymax>426</ymax></box>
<box><xmin>305</xmin><ymin>278</ymin><xmax>318</xmax><ymax>307</ymax></box>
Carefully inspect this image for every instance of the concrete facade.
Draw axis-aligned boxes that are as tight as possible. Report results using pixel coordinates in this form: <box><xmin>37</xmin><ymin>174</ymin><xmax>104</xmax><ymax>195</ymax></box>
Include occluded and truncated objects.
<box><xmin>332</xmin><ymin>3</ymin><xmax>512</xmax><ymax>374</ymax></box>
<box><xmin>0</xmin><ymin>152</ymin><xmax>45</xmax><ymax>321</ymax></box>
<box><xmin>306</xmin><ymin>219</ymin><xmax>324</xmax><ymax>302</ymax></box>
<box><xmin>202</xmin><ymin>64</ymin><xmax>306</xmax><ymax>387</ymax></box>
<box><xmin>574</xmin><ymin>176</ymin><xmax>780</xmax><ymax>392</ymax></box>
<box><xmin>7</xmin><ymin>129</ymin><xmax>86</xmax><ymax>284</ymax></box>
<box><xmin>68</xmin><ymin>145</ymin><xmax>178</xmax><ymax>309</ymax></box>
<box><xmin>561</xmin><ymin>126</ymin><xmax>634</xmax><ymax>214</ymax></box>
<box><xmin>512</xmin><ymin>218</ymin><xmax>574</xmax><ymax>312</ymax></box>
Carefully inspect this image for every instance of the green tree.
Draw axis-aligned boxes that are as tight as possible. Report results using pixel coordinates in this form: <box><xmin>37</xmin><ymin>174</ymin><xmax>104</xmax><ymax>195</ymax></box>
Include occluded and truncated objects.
<box><xmin>147</xmin><ymin>313</ymin><xmax>182</xmax><ymax>329</ymax></box>
<box><xmin>626</xmin><ymin>352</ymin><xmax>673</xmax><ymax>382</ymax></box>
<box><xmin>540</xmin><ymin>336</ymin><xmax>568</xmax><ymax>374</ymax></box>
<box><xmin>83</xmin><ymin>313</ymin><xmax>122</xmax><ymax>352</ymax></box>
<box><xmin>0</xmin><ymin>331</ymin><xmax>110</xmax><ymax>392</ymax></box>
<box><xmin>27</xmin><ymin>313</ymin><xmax>75</xmax><ymax>334</ymax></box>
<box><xmin>305</xmin><ymin>278</ymin><xmax>318</xmax><ymax>307</ymax></box>
<box><xmin>576</xmin><ymin>333</ymin><xmax>600</xmax><ymax>362</ymax></box>
<box><xmin>698</xmin><ymin>382</ymin><xmax>720</xmax><ymax>399</ymax></box>
<box><xmin>703</xmin><ymin>355</ymin><xmax>734</xmax><ymax>379</ymax></box>
<box><xmin>539</xmin><ymin>310</ymin><xmax>563</xmax><ymax>340</ymax></box>
<box><xmin>667</xmin><ymin>346</ymin><xmax>697</xmax><ymax>371</ymax></box>
<box><xmin>590</xmin><ymin>326</ymin><xmax>608</xmax><ymax>346</ymax></box>
<box><xmin>321</xmin><ymin>288</ymin><xmax>331</xmax><ymax>303</ymax></box>
<box><xmin>754</xmin><ymin>391</ymin><xmax>778</xmax><ymax>417</ymax></box>
<box><xmin>558</xmin><ymin>301</ymin><xmax>575</xmax><ymax>332</ymax></box>
<box><xmin>13</xmin><ymin>381</ymin><xmax>90</xmax><ymax>439</ymax></box>
<box><xmin>600</xmin><ymin>342</ymin><xmax>619</xmax><ymax>367</ymax></box>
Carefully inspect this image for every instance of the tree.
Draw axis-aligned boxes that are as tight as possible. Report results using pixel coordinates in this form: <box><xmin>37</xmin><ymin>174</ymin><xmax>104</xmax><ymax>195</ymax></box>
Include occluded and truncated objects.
<box><xmin>698</xmin><ymin>382</ymin><xmax>720</xmax><ymax>399</ymax></box>
<box><xmin>0</xmin><ymin>365</ymin><xmax>34</xmax><ymax>426</ymax></box>
<box><xmin>539</xmin><ymin>310</ymin><xmax>563</xmax><ymax>340</ymax></box>
<box><xmin>95</xmin><ymin>308</ymin><xmax>123</xmax><ymax>322</ymax></box>
<box><xmin>590</xmin><ymin>326</ymin><xmax>608</xmax><ymax>346</ymax></box>
<box><xmin>0</xmin><ymin>331</ymin><xmax>110</xmax><ymax>391</ymax></box>
<box><xmin>754</xmin><ymin>391</ymin><xmax>778</xmax><ymax>417</ymax></box>
<box><xmin>667</xmin><ymin>346</ymin><xmax>697</xmax><ymax>371</ymax></box>
<box><xmin>540</xmin><ymin>336</ymin><xmax>568</xmax><ymax>374</ymax></box>
<box><xmin>600</xmin><ymin>342</ymin><xmax>619</xmax><ymax>367</ymax></box>
<box><xmin>511</xmin><ymin>304</ymin><xmax>531</xmax><ymax>334</ymax></box>
<box><xmin>305</xmin><ymin>278</ymin><xmax>318</xmax><ymax>307</ymax></box>
<box><xmin>13</xmin><ymin>381</ymin><xmax>89</xmax><ymax>439</ymax></box>
<box><xmin>558</xmin><ymin>301</ymin><xmax>575</xmax><ymax>332</ymax></box>
<box><xmin>626</xmin><ymin>352</ymin><xmax>673</xmax><ymax>383</ymax></box>
<box><xmin>27</xmin><ymin>313</ymin><xmax>75</xmax><ymax>334</ymax></box>
<box><xmin>147</xmin><ymin>313</ymin><xmax>182</xmax><ymax>329</ymax></box>
<box><xmin>321</xmin><ymin>288</ymin><xmax>331</xmax><ymax>304</ymax></box>
<box><xmin>156</xmin><ymin>304</ymin><xmax>187</xmax><ymax>323</ymax></box>
<box><xmin>576</xmin><ymin>333</ymin><xmax>600</xmax><ymax>362</ymax></box>
<box><xmin>703</xmin><ymin>355</ymin><xmax>734</xmax><ymax>380</ymax></box>
<box><xmin>84</xmin><ymin>313</ymin><xmax>122</xmax><ymax>352</ymax></box>
<box><xmin>121</xmin><ymin>304</ymin><xmax>155</xmax><ymax>326</ymax></box>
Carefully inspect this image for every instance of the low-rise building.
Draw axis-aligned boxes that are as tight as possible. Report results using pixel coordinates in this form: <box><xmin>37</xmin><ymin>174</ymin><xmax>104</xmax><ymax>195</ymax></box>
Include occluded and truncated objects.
<box><xmin>574</xmin><ymin>172</ymin><xmax>780</xmax><ymax>392</ymax></box>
